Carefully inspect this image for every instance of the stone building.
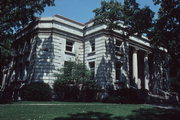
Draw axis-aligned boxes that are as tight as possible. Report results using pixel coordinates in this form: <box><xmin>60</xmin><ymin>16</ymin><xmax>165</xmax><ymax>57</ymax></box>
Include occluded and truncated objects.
<box><xmin>11</xmin><ymin>14</ymin><xmax>169</xmax><ymax>94</ymax></box>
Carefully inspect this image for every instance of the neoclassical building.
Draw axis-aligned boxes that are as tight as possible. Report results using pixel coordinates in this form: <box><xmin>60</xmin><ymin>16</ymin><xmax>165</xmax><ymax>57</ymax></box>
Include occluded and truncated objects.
<box><xmin>11</xmin><ymin>14</ymin><xmax>169</xmax><ymax>94</ymax></box>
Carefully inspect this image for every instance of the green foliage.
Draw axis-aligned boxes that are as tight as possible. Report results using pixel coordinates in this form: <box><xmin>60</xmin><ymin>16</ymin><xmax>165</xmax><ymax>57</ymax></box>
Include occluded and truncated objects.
<box><xmin>0</xmin><ymin>0</ymin><xmax>55</xmax><ymax>90</ymax></box>
<box><xmin>148</xmin><ymin>0</ymin><xmax>180</xmax><ymax>94</ymax></box>
<box><xmin>102</xmin><ymin>88</ymin><xmax>149</xmax><ymax>104</ymax></box>
<box><xmin>53</xmin><ymin>61</ymin><xmax>97</xmax><ymax>101</ymax></box>
<box><xmin>93</xmin><ymin>0</ymin><xmax>122</xmax><ymax>30</ymax></box>
<box><xmin>0</xmin><ymin>0</ymin><xmax>54</xmax><ymax>37</ymax></box>
<box><xmin>149</xmin><ymin>0</ymin><xmax>180</xmax><ymax>59</ymax></box>
<box><xmin>170</xmin><ymin>70</ymin><xmax>180</xmax><ymax>97</ymax></box>
<box><xmin>0</xmin><ymin>86</ymin><xmax>13</xmax><ymax>104</ymax></box>
<box><xmin>0</xmin><ymin>0</ymin><xmax>55</xmax><ymax>50</ymax></box>
<box><xmin>93</xmin><ymin>0</ymin><xmax>180</xmax><ymax>96</ymax></box>
<box><xmin>22</xmin><ymin>82</ymin><xmax>52</xmax><ymax>101</ymax></box>
<box><xmin>93</xmin><ymin>0</ymin><xmax>154</xmax><ymax>36</ymax></box>
<box><xmin>54</xmin><ymin>61</ymin><xmax>92</xmax><ymax>84</ymax></box>
<box><xmin>101</xmin><ymin>96</ymin><xmax>120</xmax><ymax>103</ymax></box>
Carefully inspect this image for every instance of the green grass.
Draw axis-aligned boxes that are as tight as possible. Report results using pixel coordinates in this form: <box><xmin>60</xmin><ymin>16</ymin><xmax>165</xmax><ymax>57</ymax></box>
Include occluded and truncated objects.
<box><xmin>0</xmin><ymin>102</ymin><xmax>179</xmax><ymax>120</ymax></box>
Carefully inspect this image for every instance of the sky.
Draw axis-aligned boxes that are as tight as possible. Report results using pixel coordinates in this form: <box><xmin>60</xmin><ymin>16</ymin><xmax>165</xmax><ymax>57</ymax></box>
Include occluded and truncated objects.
<box><xmin>40</xmin><ymin>0</ymin><xmax>159</xmax><ymax>24</ymax></box>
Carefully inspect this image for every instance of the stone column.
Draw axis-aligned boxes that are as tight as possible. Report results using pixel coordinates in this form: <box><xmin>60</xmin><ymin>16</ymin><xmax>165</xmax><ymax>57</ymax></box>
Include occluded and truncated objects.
<box><xmin>144</xmin><ymin>52</ymin><xmax>150</xmax><ymax>90</ymax></box>
<box><xmin>132</xmin><ymin>48</ymin><xmax>139</xmax><ymax>88</ymax></box>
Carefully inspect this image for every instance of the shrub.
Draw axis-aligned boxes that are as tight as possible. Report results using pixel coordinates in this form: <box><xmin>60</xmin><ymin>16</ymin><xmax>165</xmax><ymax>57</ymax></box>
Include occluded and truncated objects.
<box><xmin>22</xmin><ymin>82</ymin><xmax>52</xmax><ymax>101</ymax></box>
<box><xmin>53</xmin><ymin>61</ymin><xmax>98</xmax><ymax>102</ymax></box>
<box><xmin>102</xmin><ymin>96</ymin><xmax>120</xmax><ymax>103</ymax></box>
<box><xmin>115</xmin><ymin>88</ymin><xmax>149</xmax><ymax>104</ymax></box>
<box><xmin>53</xmin><ymin>81</ymin><xmax>98</xmax><ymax>102</ymax></box>
<box><xmin>0</xmin><ymin>86</ymin><xmax>13</xmax><ymax>104</ymax></box>
<box><xmin>53</xmin><ymin>80</ymin><xmax>81</xmax><ymax>101</ymax></box>
<box><xmin>81</xmin><ymin>82</ymin><xmax>98</xmax><ymax>102</ymax></box>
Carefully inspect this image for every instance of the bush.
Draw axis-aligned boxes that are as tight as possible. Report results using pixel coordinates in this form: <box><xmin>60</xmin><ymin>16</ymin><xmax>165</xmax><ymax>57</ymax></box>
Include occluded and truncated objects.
<box><xmin>102</xmin><ymin>96</ymin><xmax>120</xmax><ymax>103</ymax></box>
<box><xmin>22</xmin><ymin>82</ymin><xmax>52</xmax><ymax>101</ymax></box>
<box><xmin>53</xmin><ymin>80</ymin><xmax>81</xmax><ymax>101</ymax></box>
<box><xmin>115</xmin><ymin>88</ymin><xmax>149</xmax><ymax>104</ymax></box>
<box><xmin>0</xmin><ymin>86</ymin><xmax>13</xmax><ymax>104</ymax></box>
<box><xmin>53</xmin><ymin>61</ymin><xmax>98</xmax><ymax>102</ymax></box>
<box><xmin>81</xmin><ymin>83</ymin><xmax>98</xmax><ymax>102</ymax></box>
<box><xmin>53</xmin><ymin>81</ymin><xmax>98</xmax><ymax>102</ymax></box>
<box><xmin>98</xmin><ymin>88</ymin><xmax>149</xmax><ymax>104</ymax></box>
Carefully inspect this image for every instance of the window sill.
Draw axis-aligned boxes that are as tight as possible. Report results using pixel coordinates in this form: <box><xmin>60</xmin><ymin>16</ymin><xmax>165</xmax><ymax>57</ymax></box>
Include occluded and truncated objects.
<box><xmin>88</xmin><ymin>51</ymin><xmax>96</xmax><ymax>56</ymax></box>
<box><xmin>65</xmin><ymin>51</ymin><xmax>76</xmax><ymax>56</ymax></box>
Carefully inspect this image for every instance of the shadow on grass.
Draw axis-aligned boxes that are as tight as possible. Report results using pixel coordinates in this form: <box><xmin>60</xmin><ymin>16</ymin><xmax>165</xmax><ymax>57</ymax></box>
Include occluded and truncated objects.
<box><xmin>53</xmin><ymin>107</ymin><xmax>180</xmax><ymax>120</ymax></box>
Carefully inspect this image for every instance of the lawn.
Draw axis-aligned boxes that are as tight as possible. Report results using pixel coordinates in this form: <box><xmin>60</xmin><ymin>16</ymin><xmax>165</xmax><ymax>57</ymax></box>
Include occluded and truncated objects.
<box><xmin>0</xmin><ymin>101</ymin><xmax>179</xmax><ymax>120</ymax></box>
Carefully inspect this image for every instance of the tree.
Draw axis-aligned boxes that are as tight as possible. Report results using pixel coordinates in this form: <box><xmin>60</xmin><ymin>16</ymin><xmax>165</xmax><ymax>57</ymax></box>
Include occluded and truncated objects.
<box><xmin>54</xmin><ymin>61</ymin><xmax>92</xmax><ymax>85</ymax></box>
<box><xmin>53</xmin><ymin>61</ymin><xmax>97</xmax><ymax>101</ymax></box>
<box><xmin>93</xmin><ymin>0</ymin><xmax>154</xmax><ymax>37</ymax></box>
<box><xmin>0</xmin><ymin>0</ymin><xmax>55</xmax><ymax>90</ymax></box>
<box><xmin>93</xmin><ymin>0</ymin><xmax>180</xmax><ymax>96</ymax></box>
<box><xmin>148</xmin><ymin>0</ymin><xmax>180</xmax><ymax>95</ymax></box>
<box><xmin>93</xmin><ymin>0</ymin><xmax>154</xmax><ymax>89</ymax></box>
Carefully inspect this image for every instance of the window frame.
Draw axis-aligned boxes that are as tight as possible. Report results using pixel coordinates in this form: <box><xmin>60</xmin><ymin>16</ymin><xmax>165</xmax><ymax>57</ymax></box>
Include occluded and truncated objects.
<box><xmin>90</xmin><ymin>40</ymin><xmax>95</xmax><ymax>52</ymax></box>
<box><xmin>65</xmin><ymin>40</ymin><xmax>74</xmax><ymax>52</ymax></box>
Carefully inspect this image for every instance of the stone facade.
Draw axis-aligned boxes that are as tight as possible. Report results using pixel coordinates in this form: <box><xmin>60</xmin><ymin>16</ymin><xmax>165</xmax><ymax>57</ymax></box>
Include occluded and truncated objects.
<box><xmin>11</xmin><ymin>14</ymin><xmax>169</xmax><ymax>92</ymax></box>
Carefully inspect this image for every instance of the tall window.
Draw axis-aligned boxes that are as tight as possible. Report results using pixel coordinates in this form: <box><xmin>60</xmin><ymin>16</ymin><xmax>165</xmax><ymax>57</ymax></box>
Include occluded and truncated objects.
<box><xmin>89</xmin><ymin>61</ymin><xmax>95</xmax><ymax>80</ymax></box>
<box><xmin>115</xmin><ymin>40</ymin><xmax>122</xmax><ymax>52</ymax></box>
<box><xmin>116</xmin><ymin>61</ymin><xmax>122</xmax><ymax>80</ymax></box>
<box><xmin>90</xmin><ymin>40</ymin><xmax>95</xmax><ymax>52</ymax></box>
<box><xmin>66</xmin><ymin>40</ymin><xmax>74</xmax><ymax>52</ymax></box>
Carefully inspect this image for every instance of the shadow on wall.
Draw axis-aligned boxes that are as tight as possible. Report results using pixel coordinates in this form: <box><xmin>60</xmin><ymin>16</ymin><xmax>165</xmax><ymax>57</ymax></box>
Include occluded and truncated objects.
<box><xmin>95</xmin><ymin>36</ymin><xmax>116</xmax><ymax>91</ymax></box>
<box><xmin>53</xmin><ymin>107</ymin><xmax>180</xmax><ymax>120</ymax></box>
<box><xmin>95</xmin><ymin>37</ymin><xmax>130</xmax><ymax>90</ymax></box>
<box><xmin>96</xmin><ymin>56</ymin><xmax>113</xmax><ymax>88</ymax></box>
<box><xmin>31</xmin><ymin>35</ymin><xmax>55</xmax><ymax>82</ymax></box>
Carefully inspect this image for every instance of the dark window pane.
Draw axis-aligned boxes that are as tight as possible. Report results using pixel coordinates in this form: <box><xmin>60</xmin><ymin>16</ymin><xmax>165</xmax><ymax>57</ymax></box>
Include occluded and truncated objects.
<box><xmin>66</xmin><ymin>41</ymin><xmax>73</xmax><ymax>46</ymax></box>
<box><xmin>66</xmin><ymin>40</ymin><xmax>74</xmax><ymax>52</ymax></box>
<box><xmin>92</xmin><ymin>46</ymin><xmax>95</xmax><ymax>52</ymax></box>
<box><xmin>66</xmin><ymin>46</ymin><xmax>72</xmax><ymax>52</ymax></box>
<box><xmin>90</xmin><ymin>40</ymin><xmax>95</xmax><ymax>52</ymax></box>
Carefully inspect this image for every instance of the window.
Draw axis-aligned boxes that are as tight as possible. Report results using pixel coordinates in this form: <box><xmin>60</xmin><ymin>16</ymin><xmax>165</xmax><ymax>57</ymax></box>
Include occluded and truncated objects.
<box><xmin>89</xmin><ymin>62</ymin><xmax>95</xmax><ymax>80</ymax></box>
<box><xmin>115</xmin><ymin>61</ymin><xmax>122</xmax><ymax>80</ymax></box>
<box><xmin>90</xmin><ymin>40</ymin><xmax>95</xmax><ymax>52</ymax></box>
<box><xmin>115</xmin><ymin>40</ymin><xmax>122</xmax><ymax>52</ymax></box>
<box><xmin>66</xmin><ymin>40</ymin><xmax>74</xmax><ymax>52</ymax></box>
